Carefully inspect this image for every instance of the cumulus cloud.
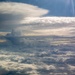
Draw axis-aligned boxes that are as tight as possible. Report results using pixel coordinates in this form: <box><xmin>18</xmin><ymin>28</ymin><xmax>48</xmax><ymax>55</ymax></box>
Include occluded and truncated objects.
<box><xmin>0</xmin><ymin>2</ymin><xmax>48</xmax><ymax>30</ymax></box>
<box><xmin>0</xmin><ymin>61</ymin><xmax>38</xmax><ymax>75</ymax></box>
<box><xmin>68</xmin><ymin>65</ymin><xmax>75</xmax><ymax>70</ymax></box>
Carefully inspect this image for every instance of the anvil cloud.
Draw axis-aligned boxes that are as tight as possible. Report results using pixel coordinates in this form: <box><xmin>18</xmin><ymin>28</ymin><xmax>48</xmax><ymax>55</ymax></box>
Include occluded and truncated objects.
<box><xmin>0</xmin><ymin>2</ymin><xmax>48</xmax><ymax>30</ymax></box>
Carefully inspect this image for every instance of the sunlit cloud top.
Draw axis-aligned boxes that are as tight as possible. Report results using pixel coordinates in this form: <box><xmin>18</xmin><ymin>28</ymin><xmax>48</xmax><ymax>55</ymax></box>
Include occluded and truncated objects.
<box><xmin>0</xmin><ymin>2</ymin><xmax>48</xmax><ymax>17</ymax></box>
<box><xmin>11</xmin><ymin>17</ymin><xmax>75</xmax><ymax>37</ymax></box>
<box><xmin>22</xmin><ymin>17</ymin><xmax>75</xmax><ymax>24</ymax></box>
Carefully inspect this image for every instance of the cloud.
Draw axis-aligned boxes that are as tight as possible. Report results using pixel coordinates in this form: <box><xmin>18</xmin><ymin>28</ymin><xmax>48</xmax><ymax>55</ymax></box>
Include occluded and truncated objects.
<box><xmin>0</xmin><ymin>2</ymin><xmax>48</xmax><ymax>30</ymax></box>
<box><xmin>0</xmin><ymin>61</ymin><xmax>38</xmax><ymax>75</ymax></box>
<box><xmin>23</xmin><ymin>17</ymin><xmax>75</xmax><ymax>24</ymax></box>
<box><xmin>0</xmin><ymin>1</ymin><xmax>75</xmax><ymax>37</ymax></box>
<box><xmin>0</xmin><ymin>2</ymin><xmax>48</xmax><ymax>17</ymax></box>
<box><xmin>68</xmin><ymin>65</ymin><xmax>75</xmax><ymax>70</ymax></box>
<box><xmin>18</xmin><ymin>17</ymin><xmax>75</xmax><ymax>37</ymax></box>
<box><xmin>1</xmin><ymin>17</ymin><xmax>75</xmax><ymax>37</ymax></box>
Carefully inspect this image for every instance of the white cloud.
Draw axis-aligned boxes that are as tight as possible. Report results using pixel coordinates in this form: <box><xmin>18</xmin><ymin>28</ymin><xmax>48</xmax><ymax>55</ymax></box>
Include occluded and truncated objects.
<box><xmin>22</xmin><ymin>17</ymin><xmax>75</xmax><ymax>24</ymax></box>
<box><xmin>0</xmin><ymin>2</ymin><xmax>48</xmax><ymax>30</ymax></box>
<box><xmin>0</xmin><ymin>2</ymin><xmax>48</xmax><ymax>17</ymax></box>
<box><xmin>19</xmin><ymin>17</ymin><xmax>75</xmax><ymax>37</ymax></box>
<box><xmin>0</xmin><ymin>61</ymin><xmax>37</xmax><ymax>70</ymax></box>
<box><xmin>68</xmin><ymin>65</ymin><xmax>75</xmax><ymax>70</ymax></box>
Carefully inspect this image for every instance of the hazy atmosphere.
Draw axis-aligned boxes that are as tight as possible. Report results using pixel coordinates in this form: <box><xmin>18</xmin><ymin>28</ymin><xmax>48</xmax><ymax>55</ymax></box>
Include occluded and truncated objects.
<box><xmin>0</xmin><ymin>0</ymin><xmax>75</xmax><ymax>75</ymax></box>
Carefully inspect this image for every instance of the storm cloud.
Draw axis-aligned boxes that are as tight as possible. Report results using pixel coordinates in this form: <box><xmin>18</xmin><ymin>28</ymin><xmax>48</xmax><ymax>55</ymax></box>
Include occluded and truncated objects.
<box><xmin>0</xmin><ymin>2</ymin><xmax>48</xmax><ymax>30</ymax></box>
<box><xmin>0</xmin><ymin>2</ymin><xmax>75</xmax><ymax>37</ymax></box>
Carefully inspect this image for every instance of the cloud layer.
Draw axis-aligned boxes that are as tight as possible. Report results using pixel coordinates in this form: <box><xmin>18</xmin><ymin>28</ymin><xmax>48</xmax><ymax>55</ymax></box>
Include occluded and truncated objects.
<box><xmin>0</xmin><ymin>37</ymin><xmax>75</xmax><ymax>75</ymax></box>
<box><xmin>17</xmin><ymin>17</ymin><xmax>75</xmax><ymax>37</ymax></box>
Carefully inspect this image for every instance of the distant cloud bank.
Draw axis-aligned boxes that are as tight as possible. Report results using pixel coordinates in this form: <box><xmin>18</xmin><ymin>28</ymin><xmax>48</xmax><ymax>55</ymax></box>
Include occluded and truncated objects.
<box><xmin>0</xmin><ymin>2</ymin><xmax>48</xmax><ymax>17</ymax></box>
<box><xmin>18</xmin><ymin>17</ymin><xmax>75</xmax><ymax>37</ymax></box>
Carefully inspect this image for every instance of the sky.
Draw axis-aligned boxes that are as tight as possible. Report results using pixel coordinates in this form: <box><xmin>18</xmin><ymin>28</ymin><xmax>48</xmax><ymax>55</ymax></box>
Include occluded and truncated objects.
<box><xmin>0</xmin><ymin>1</ymin><xmax>75</xmax><ymax>75</ymax></box>
<box><xmin>0</xmin><ymin>0</ymin><xmax>75</xmax><ymax>36</ymax></box>
<box><xmin>0</xmin><ymin>0</ymin><xmax>75</xmax><ymax>16</ymax></box>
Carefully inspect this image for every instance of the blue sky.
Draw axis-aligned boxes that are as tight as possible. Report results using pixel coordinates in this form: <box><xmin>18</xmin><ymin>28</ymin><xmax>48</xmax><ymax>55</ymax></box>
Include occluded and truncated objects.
<box><xmin>0</xmin><ymin>0</ymin><xmax>75</xmax><ymax>16</ymax></box>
